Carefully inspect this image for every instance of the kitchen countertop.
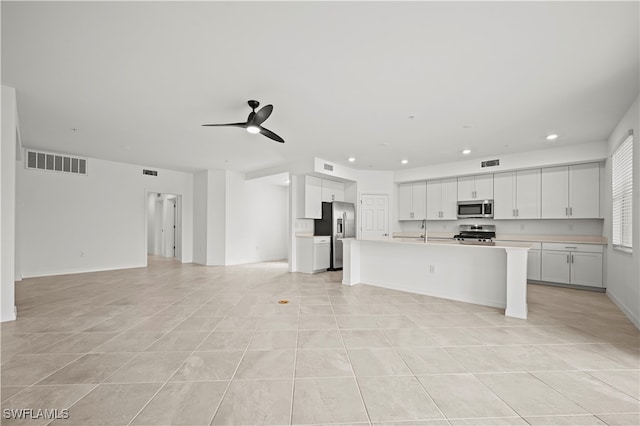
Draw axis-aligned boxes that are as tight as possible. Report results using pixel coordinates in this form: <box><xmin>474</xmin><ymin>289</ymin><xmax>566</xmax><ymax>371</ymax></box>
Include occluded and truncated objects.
<box><xmin>343</xmin><ymin>237</ymin><xmax>533</xmax><ymax>250</ymax></box>
<box><xmin>392</xmin><ymin>232</ymin><xmax>607</xmax><ymax>245</ymax></box>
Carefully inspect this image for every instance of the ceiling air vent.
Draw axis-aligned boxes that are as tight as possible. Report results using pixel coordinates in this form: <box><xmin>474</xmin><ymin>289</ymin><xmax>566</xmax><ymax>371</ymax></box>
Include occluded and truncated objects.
<box><xmin>25</xmin><ymin>150</ymin><xmax>87</xmax><ymax>175</ymax></box>
<box><xmin>143</xmin><ymin>169</ymin><xmax>158</xmax><ymax>176</ymax></box>
<box><xmin>481</xmin><ymin>159</ymin><xmax>500</xmax><ymax>168</ymax></box>
<box><xmin>323</xmin><ymin>163</ymin><xmax>334</xmax><ymax>171</ymax></box>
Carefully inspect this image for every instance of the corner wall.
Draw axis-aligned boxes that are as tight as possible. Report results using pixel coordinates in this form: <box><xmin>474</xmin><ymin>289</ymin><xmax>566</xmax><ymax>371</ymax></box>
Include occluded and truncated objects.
<box><xmin>1</xmin><ymin>86</ymin><xmax>17</xmax><ymax>321</ymax></box>
<box><xmin>604</xmin><ymin>96</ymin><xmax>639</xmax><ymax>327</ymax></box>
<box><xmin>17</xmin><ymin>156</ymin><xmax>194</xmax><ymax>278</ymax></box>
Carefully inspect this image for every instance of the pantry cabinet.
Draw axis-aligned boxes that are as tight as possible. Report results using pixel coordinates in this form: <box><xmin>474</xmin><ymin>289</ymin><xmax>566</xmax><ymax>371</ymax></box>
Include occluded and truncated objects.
<box><xmin>494</xmin><ymin>169</ymin><xmax>541</xmax><ymax>219</ymax></box>
<box><xmin>298</xmin><ymin>176</ymin><xmax>344</xmax><ymax>219</ymax></box>
<box><xmin>541</xmin><ymin>163</ymin><xmax>600</xmax><ymax>219</ymax></box>
<box><xmin>457</xmin><ymin>174</ymin><xmax>493</xmax><ymax>201</ymax></box>
<box><xmin>398</xmin><ymin>182</ymin><xmax>426</xmax><ymax>220</ymax></box>
<box><xmin>426</xmin><ymin>178</ymin><xmax>457</xmax><ymax>220</ymax></box>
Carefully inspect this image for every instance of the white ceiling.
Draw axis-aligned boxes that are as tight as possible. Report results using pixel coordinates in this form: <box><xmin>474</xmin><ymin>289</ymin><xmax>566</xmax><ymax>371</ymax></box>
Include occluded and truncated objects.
<box><xmin>2</xmin><ymin>1</ymin><xmax>638</xmax><ymax>173</ymax></box>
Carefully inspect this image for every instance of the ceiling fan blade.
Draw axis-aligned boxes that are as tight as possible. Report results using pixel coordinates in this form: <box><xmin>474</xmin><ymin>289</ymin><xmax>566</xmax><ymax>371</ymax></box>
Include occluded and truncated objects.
<box><xmin>246</xmin><ymin>111</ymin><xmax>256</xmax><ymax>124</ymax></box>
<box><xmin>253</xmin><ymin>105</ymin><xmax>273</xmax><ymax>126</ymax></box>
<box><xmin>259</xmin><ymin>126</ymin><xmax>285</xmax><ymax>143</ymax></box>
<box><xmin>202</xmin><ymin>122</ymin><xmax>247</xmax><ymax>127</ymax></box>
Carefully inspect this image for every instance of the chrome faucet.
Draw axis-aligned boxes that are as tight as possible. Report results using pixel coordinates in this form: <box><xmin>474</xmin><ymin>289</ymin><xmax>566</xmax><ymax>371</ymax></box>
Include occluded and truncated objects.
<box><xmin>421</xmin><ymin>219</ymin><xmax>427</xmax><ymax>242</ymax></box>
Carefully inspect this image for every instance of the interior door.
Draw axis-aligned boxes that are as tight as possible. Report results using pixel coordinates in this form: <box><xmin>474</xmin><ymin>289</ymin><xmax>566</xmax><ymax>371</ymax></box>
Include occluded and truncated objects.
<box><xmin>360</xmin><ymin>194</ymin><xmax>389</xmax><ymax>240</ymax></box>
<box><xmin>166</xmin><ymin>198</ymin><xmax>176</xmax><ymax>257</ymax></box>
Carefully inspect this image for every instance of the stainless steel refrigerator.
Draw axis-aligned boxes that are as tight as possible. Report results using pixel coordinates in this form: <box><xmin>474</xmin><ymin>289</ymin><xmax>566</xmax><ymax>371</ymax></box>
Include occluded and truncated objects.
<box><xmin>314</xmin><ymin>201</ymin><xmax>356</xmax><ymax>270</ymax></box>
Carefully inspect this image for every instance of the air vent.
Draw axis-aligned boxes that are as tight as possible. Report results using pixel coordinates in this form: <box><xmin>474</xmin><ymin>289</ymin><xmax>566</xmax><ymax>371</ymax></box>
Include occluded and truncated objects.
<box><xmin>143</xmin><ymin>169</ymin><xmax>158</xmax><ymax>176</ymax></box>
<box><xmin>323</xmin><ymin>163</ymin><xmax>334</xmax><ymax>171</ymax></box>
<box><xmin>25</xmin><ymin>150</ymin><xmax>87</xmax><ymax>175</ymax></box>
<box><xmin>481</xmin><ymin>159</ymin><xmax>500</xmax><ymax>168</ymax></box>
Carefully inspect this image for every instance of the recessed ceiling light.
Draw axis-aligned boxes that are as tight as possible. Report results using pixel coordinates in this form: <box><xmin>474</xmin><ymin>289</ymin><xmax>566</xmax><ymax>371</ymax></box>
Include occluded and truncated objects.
<box><xmin>247</xmin><ymin>125</ymin><xmax>260</xmax><ymax>134</ymax></box>
<box><xmin>401</xmin><ymin>159</ymin><xmax>409</xmax><ymax>164</ymax></box>
<box><xmin>348</xmin><ymin>157</ymin><xmax>356</xmax><ymax>162</ymax></box>
<box><xmin>462</xmin><ymin>149</ymin><xmax>471</xmax><ymax>155</ymax></box>
<box><xmin>546</xmin><ymin>134</ymin><xmax>558</xmax><ymax>140</ymax></box>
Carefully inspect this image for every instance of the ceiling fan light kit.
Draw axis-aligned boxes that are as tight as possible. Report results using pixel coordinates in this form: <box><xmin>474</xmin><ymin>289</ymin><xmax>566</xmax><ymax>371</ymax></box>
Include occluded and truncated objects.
<box><xmin>203</xmin><ymin>100</ymin><xmax>285</xmax><ymax>143</ymax></box>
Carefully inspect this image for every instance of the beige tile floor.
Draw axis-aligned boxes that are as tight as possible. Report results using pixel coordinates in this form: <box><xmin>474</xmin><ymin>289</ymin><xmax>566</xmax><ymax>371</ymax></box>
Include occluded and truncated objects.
<box><xmin>1</xmin><ymin>256</ymin><xmax>639</xmax><ymax>426</ymax></box>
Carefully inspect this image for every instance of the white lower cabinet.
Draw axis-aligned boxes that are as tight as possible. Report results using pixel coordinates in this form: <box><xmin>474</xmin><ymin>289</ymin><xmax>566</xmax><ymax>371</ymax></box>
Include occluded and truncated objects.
<box><xmin>296</xmin><ymin>236</ymin><xmax>330</xmax><ymax>274</ymax></box>
<box><xmin>540</xmin><ymin>243</ymin><xmax>603</xmax><ymax>288</ymax></box>
<box><xmin>527</xmin><ymin>249</ymin><xmax>541</xmax><ymax>281</ymax></box>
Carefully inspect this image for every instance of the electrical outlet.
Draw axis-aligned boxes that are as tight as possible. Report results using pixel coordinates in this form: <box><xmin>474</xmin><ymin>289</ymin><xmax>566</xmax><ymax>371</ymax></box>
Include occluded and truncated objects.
<box><xmin>568</xmin><ymin>224</ymin><xmax>574</xmax><ymax>232</ymax></box>
<box><xmin>520</xmin><ymin>224</ymin><xmax>525</xmax><ymax>231</ymax></box>
<box><xmin>80</xmin><ymin>251</ymin><xmax>85</xmax><ymax>257</ymax></box>
<box><xmin>429</xmin><ymin>264</ymin><xmax>435</xmax><ymax>273</ymax></box>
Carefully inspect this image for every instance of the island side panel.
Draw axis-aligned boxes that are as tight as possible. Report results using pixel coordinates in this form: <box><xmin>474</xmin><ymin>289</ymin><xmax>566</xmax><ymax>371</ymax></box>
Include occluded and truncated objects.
<box><xmin>341</xmin><ymin>239</ymin><xmax>360</xmax><ymax>286</ymax></box>
<box><xmin>355</xmin><ymin>241</ymin><xmax>507</xmax><ymax>309</ymax></box>
<box><xmin>504</xmin><ymin>247</ymin><xmax>529</xmax><ymax>319</ymax></box>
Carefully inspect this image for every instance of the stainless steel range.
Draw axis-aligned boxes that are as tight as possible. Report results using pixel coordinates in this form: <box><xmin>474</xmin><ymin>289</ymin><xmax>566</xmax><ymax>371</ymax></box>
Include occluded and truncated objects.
<box><xmin>453</xmin><ymin>224</ymin><xmax>496</xmax><ymax>246</ymax></box>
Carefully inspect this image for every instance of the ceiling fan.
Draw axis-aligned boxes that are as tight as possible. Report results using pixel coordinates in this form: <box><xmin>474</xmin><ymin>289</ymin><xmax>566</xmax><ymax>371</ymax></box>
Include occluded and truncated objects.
<box><xmin>202</xmin><ymin>100</ymin><xmax>284</xmax><ymax>143</ymax></box>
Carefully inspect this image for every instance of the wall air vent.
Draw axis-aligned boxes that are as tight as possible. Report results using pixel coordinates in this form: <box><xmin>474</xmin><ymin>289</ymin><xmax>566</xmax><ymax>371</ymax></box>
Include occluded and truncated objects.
<box><xmin>481</xmin><ymin>159</ymin><xmax>500</xmax><ymax>168</ymax></box>
<box><xmin>323</xmin><ymin>163</ymin><xmax>334</xmax><ymax>171</ymax></box>
<box><xmin>25</xmin><ymin>150</ymin><xmax>87</xmax><ymax>175</ymax></box>
<box><xmin>143</xmin><ymin>169</ymin><xmax>158</xmax><ymax>176</ymax></box>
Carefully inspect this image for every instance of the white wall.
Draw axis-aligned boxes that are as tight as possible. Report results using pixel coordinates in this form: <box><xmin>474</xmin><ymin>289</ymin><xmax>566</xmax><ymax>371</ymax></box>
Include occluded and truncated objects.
<box><xmin>604</xmin><ymin>96</ymin><xmax>639</xmax><ymax>327</ymax></box>
<box><xmin>225</xmin><ymin>171</ymin><xmax>288</xmax><ymax>265</ymax></box>
<box><xmin>1</xmin><ymin>86</ymin><xmax>17</xmax><ymax>321</ymax></box>
<box><xmin>395</xmin><ymin>141</ymin><xmax>608</xmax><ymax>183</ymax></box>
<box><xmin>17</xmin><ymin>156</ymin><xmax>194</xmax><ymax>277</ymax></box>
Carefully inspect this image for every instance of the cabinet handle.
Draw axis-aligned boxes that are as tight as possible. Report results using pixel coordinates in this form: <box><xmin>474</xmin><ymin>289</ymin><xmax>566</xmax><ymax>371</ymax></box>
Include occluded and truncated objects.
<box><xmin>410</xmin><ymin>212</ymin><xmax>414</xmax><ymax>218</ymax></box>
<box><xmin>571</xmin><ymin>254</ymin><xmax>574</xmax><ymax>263</ymax></box>
<box><xmin>516</xmin><ymin>209</ymin><xmax>519</xmax><ymax>217</ymax></box>
<box><xmin>569</xmin><ymin>207</ymin><xmax>573</xmax><ymax>216</ymax></box>
<box><xmin>566</xmin><ymin>254</ymin><xmax>570</xmax><ymax>263</ymax></box>
<box><xmin>565</xmin><ymin>246</ymin><xmax>577</xmax><ymax>249</ymax></box>
<box><xmin>565</xmin><ymin>207</ymin><xmax>568</xmax><ymax>216</ymax></box>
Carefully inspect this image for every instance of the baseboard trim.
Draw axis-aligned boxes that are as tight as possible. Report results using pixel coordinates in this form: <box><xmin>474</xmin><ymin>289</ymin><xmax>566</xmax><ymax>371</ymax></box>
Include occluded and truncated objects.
<box><xmin>21</xmin><ymin>264</ymin><xmax>146</xmax><ymax>279</ymax></box>
<box><xmin>607</xmin><ymin>289</ymin><xmax>640</xmax><ymax>330</ymax></box>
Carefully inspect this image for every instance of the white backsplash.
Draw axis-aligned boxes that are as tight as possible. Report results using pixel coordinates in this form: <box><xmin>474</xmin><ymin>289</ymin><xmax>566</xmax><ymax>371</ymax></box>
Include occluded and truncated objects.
<box><xmin>398</xmin><ymin>218</ymin><xmax>604</xmax><ymax>236</ymax></box>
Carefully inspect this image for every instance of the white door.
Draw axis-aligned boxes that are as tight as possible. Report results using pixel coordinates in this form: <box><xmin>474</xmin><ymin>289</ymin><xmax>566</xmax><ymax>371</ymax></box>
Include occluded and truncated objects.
<box><xmin>541</xmin><ymin>166</ymin><xmax>569</xmax><ymax>218</ymax></box>
<box><xmin>570</xmin><ymin>252</ymin><xmax>603</xmax><ymax>287</ymax></box>
<box><xmin>361</xmin><ymin>194</ymin><xmax>389</xmax><ymax>240</ymax></box>
<box><xmin>441</xmin><ymin>178</ymin><xmax>458</xmax><ymax>220</ymax></box>
<box><xmin>474</xmin><ymin>174</ymin><xmax>494</xmax><ymax>200</ymax></box>
<box><xmin>397</xmin><ymin>183</ymin><xmax>413</xmax><ymax>220</ymax></box>
<box><xmin>494</xmin><ymin>172</ymin><xmax>515</xmax><ymax>219</ymax></box>
<box><xmin>166</xmin><ymin>198</ymin><xmax>176</xmax><ymax>257</ymax></box>
<box><xmin>412</xmin><ymin>182</ymin><xmax>427</xmax><ymax>220</ymax></box>
<box><xmin>426</xmin><ymin>180</ymin><xmax>442</xmax><ymax>220</ymax></box>
<box><xmin>516</xmin><ymin>169</ymin><xmax>541</xmax><ymax>219</ymax></box>
<box><xmin>457</xmin><ymin>176</ymin><xmax>475</xmax><ymax>201</ymax></box>
<box><xmin>569</xmin><ymin>163</ymin><xmax>600</xmax><ymax>218</ymax></box>
<box><xmin>541</xmin><ymin>250</ymin><xmax>571</xmax><ymax>284</ymax></box>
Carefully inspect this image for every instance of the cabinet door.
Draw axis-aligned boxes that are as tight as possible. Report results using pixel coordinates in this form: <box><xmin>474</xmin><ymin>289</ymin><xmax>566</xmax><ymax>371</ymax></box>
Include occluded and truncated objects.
<box><xmin>457</xmin><ymin>176</ymin><xmax>475</xmax><ymax>201</ymax></box>
<box><xmin>314</xmin><ymin>243</ymin><xmax>330</xmax><ymax>270</ymax></box>
<box><xmin>398</xmin><ymin>183</ymin><xmax>414</xmax><ymax>220</ymax></box>
<box><xmin>412</xmin><ymin>182</ymin><xmax>427</xmax><ymax>220</ymax></box>
<box><xmin>493</xmin><ymin>172</ymin><xmax>516</xmax><ymax>219</ymax></box>
<box><xmin>541</xmin><ymin>250</ymin><xmax>571</xmax><ymax>284</ymax></box>
<box><xmin>426</xmin><ymin>180</ymin><xmax>442</xmax><ymax>220</ymax></box>
<box><xmin>516</xmin><ymin>169</ymin><xmax>541</xmax><ymax>219</ymax></box>
<box><xmin>570</xmin><ymin>252</ymin><xmax>603</xmax><ymax>287</ymax></box>
<box><xmin>322</xmin><ymin>179</ymin><xmax>344</xmax><ymax>203</ymax></box>
<box><xmin>569</xmin><ymin>163</ymin><xmax>600</xmax><ymax>218</ymax></box>
<box><xmin>474</xmin><ymin>174</ymin><xmax>494</xmax><ymax>200</ymax></box>
<box><xmin>441</xmin><ymin>178</ymin><xmax>458</xmax><ymax>219</ymax></box>
<box><xmin>527</xmin><ymin>250</ymin><xmax>541</xmax><ymax>281</ymax></box>
<box><xmin>305</xmin><ymin>176</ymin><xmax>323</xmax><ymax>219</ymax></box>
<box><xmin>541</xmin><ymin>166</ymin><xmax>569</xmax><ymax>218</ymax></box>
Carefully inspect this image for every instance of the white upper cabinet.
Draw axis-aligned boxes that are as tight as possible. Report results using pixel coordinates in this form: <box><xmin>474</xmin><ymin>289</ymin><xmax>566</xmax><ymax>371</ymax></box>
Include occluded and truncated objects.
<box><xmin>541</xmin><ymin>163</ymin><xmax>599</xmax><ymax>219</ymax></box>
<box><xmin>494</xmin><ymin>169</ymin><xmax>541</xmax><ymax>219</ymax></box>
<box><xmin>457</xmin><ymin>174</ymin><xmax>493</xmax><ymax>201</ymax></box>
<box><xmin>321</xmin><ymin>179</ymin><xmax>344</xmax><ymax>203</ymax></box>
<box><xmin>398</xmin><ymin>182</ymin><xmax>426</xmax><ymax>220</ymax></box>
<box><xmin>299</xmin><ymin>175</ymin><xmax>322</xmax><ymax>219</ymax></box>
<box><xmin>426</xmin><ymin>178</ymin><xmax>457</xmax><ymax>220</ymax></box>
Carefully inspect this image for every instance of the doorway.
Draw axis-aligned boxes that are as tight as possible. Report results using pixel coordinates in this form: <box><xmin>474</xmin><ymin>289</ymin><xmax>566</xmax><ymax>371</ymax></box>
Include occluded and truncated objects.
<box><xmin>146</xmin><ymin>192</ymin><xmax>181</xmax><ymax>259</ymax></box>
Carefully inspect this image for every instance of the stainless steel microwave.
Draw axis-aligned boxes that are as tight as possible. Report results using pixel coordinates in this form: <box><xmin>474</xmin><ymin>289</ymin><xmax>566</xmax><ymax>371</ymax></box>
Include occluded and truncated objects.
<box><xmin>457</xmin><ymin>200</ymin><xmax>494</xmax><ymax>219</ymax></box>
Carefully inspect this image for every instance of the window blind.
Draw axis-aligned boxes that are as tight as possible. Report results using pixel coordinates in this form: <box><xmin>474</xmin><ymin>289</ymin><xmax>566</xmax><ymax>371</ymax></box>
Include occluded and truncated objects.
<box><xmin>612</xmin><ymin>132</ymin><xmax>633</xmax><ymax>251</ymax></box>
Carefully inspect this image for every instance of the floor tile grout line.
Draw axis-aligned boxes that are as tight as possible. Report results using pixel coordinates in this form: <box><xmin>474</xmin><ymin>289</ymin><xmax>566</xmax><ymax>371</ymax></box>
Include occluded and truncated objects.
<box><xmin>329</xmin><ymin>300</ymin><xmax>373</xmax><ymax>426</ymax></box>
<box><xmin>288</xmin><ymin>291</ymin><xmax>303</xmax><ymax>425</ymax></box>
<box><xmin>205</xmin><ymin>315</ymin><xmax>261</xmax><ymax>426</ymax></box>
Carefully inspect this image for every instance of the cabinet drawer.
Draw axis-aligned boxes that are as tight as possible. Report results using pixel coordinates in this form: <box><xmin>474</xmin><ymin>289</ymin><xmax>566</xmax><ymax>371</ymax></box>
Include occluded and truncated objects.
<box><xmin>541</xmin><ymin>242</ymin><xmax>603</xmax><ymax>253</ymax></box>
<box><xmin>314</xmin><ymin>236</ymin><xmax>331</xmax><ymax>244</ymax></box>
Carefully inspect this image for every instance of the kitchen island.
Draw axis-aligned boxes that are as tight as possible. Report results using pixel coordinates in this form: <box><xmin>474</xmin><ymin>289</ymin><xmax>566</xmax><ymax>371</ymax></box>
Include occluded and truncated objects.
<box><xmin>341</xmin><ymin>238</ymin><xmax>531</xmax><ymax>319</ymax></box>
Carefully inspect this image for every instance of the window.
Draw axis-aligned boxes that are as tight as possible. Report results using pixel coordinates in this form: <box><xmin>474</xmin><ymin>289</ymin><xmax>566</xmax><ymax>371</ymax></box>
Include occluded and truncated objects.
<box><xmin>612</xmin><ymin>131</ymin><xmax>633</xmax><ymax>252</ymax></box>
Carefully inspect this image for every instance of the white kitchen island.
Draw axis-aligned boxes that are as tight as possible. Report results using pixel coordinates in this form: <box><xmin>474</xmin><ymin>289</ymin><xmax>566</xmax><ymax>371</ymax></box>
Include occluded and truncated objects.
<box><xmin>341</xmin><ymin>239</ymin><xmax>531</xmax><ymax>319</ymax></box>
